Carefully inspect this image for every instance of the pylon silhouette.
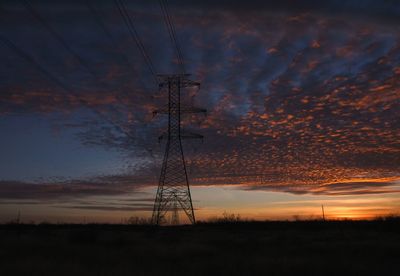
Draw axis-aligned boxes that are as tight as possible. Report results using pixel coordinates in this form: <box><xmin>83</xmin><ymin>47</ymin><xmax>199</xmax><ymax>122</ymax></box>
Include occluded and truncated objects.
<box><xmin>152</xmin><ymin>74</ymin><xmax>205</xmax><ymax>225</ymax></box>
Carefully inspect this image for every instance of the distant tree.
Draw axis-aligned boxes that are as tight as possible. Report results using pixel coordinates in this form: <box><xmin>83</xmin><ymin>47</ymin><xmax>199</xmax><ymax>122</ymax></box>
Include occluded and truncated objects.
<box><xmin>127</xmin><ymin>216</ymin><xmax>152</xmax><ymax>225</ymax></box>
<box><xmin>292</xmin><ymin>215</ymin><xmax>301</xmax><ymax>221</ymax></box>
<box><xmin>218</xmin><ymin>211</ymin><xmax>242</xmax><ymax>223</ymax></box>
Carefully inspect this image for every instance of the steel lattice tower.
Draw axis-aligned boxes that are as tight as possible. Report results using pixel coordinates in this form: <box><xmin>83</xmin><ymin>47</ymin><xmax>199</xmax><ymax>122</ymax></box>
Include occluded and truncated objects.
<box><xmin>152</xmin><ymin>74</ymin><xmax>205</xmax><ymax>225</ymax></box>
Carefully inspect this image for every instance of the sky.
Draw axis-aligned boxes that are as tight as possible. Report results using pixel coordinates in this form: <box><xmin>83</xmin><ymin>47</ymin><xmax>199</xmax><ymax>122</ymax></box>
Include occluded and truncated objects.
<box><xmin>0</xmin><ymin>0</ymin><xmax>399</xmax><ymax>223</ymax></box>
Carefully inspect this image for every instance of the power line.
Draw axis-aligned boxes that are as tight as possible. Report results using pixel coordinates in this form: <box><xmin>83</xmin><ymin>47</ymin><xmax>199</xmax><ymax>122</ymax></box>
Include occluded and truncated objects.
<box><xmin>16</xmin><ymin>1</ymin><xmax>159</xmax><ymax>159</ymax></box>
<box><xmin>85</xmin><ymin>0</ymin><xmax>155</xmax><ymax>103</ymax></box>
<box><xmin>21</xmin><ymin>0</ymin><xmax>97</xmax><ymax>77</ymax></box>
<box><xmin>159</xmin><ymin>0</ymin><xmax>185</xmax><ymax>72</ymax></box>
<box><xmin>0</xmin><ymin>34</ymin><xmax>70</xmax><ymax>92</ymax></box>
<box><xmin>0</xmin><ymin>34</ymin><xmax>139</xmax><ymax>145</ymax></box>
<box><xmin>85</xmin><ymin>0</ymin><xmax>116</xmax><ymax>46</ymax></box>
<box><xmin>158</xmin><ymin>0</ymin><xmax>185</xmax><ymax>75</ymax></box>
<box><xmin>114</xmin><ymin>0</ymin><xmax>159</xmax><ymax>86</ymax></box>
<box><xmin>20</xmin><ymin>0</ymin><xmax>149</xmax><ymax>130</ymax></box>
<box><xmin>21</xmin><ymin>0</ymin><xmax>127</xmax><ymax>98</ymax></box>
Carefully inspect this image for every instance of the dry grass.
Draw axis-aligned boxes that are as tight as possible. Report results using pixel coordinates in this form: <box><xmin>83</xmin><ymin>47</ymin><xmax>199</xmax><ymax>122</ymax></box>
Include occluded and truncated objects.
<box><xmin>1</xmin><ymin>218</ymin><xmax>400</xmax><ymax>275</ymax></box>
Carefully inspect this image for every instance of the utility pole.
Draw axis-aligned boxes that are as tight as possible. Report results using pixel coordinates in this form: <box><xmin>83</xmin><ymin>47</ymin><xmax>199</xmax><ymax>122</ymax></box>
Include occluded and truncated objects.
<box><xmin>322</xmin><ymin>205</ymin><xmax>325</xmax><ymax>221</ymax></box>
<box><xmin>152</xmin><ymin>74</ymin><xmax>205</xmax><ymax>225</ymax></box>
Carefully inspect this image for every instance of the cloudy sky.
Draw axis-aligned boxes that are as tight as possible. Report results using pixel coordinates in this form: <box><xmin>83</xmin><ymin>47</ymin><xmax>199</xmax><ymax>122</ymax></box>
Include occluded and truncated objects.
<box><xmin>0</xmin><ymin>0</ymin><xmax>399</xmax><ymax>223</ymax></box>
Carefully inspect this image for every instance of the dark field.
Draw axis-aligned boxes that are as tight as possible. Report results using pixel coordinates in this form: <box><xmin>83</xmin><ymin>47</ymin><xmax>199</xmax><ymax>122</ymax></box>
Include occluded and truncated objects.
<box><xmin>1</xmin><ymin>219</ymin><xmax>400</xmax><ymax>276</ymax></box>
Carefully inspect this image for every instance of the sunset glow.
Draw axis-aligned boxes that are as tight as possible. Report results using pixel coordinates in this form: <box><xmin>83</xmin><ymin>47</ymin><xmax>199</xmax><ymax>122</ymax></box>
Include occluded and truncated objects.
<box><xmin>1</xmin><ymin>0</ymin><xmax>399</xmax><ymax>223</ymax></box>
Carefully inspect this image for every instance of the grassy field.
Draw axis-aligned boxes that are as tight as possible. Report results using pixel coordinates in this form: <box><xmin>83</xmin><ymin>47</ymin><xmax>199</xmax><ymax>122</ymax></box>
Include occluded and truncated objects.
<box><xmin>1</xmin><ymin>219</ymin><xmax>400</xmax><ymax>275</ymax></box>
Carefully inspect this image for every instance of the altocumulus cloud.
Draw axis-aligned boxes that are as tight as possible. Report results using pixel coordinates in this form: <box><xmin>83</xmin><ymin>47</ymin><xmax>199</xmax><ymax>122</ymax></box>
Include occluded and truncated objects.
<box><xmin>0</xmin><ymin>0</ymin><xmax>399</xmax><ymax>199</ymax></box>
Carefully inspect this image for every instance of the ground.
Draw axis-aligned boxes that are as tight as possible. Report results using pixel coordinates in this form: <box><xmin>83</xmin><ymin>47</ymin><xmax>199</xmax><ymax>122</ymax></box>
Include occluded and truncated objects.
<box><xmin>1</xmin><ymin>219</ymin><xmax>399</xmax><ymax>275</ymax></box>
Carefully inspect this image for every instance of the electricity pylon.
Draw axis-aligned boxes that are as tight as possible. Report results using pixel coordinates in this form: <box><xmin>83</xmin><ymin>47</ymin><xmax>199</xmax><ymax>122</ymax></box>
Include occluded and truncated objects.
<box><xmin>171</xmin><ymin>196</ymin><xmax>179</xmax><ymax>225</ymax></box>
<box><xmin>152</xmin><ymin>74</ymin><xmax>205</xmax><ymax>225</ymax></box>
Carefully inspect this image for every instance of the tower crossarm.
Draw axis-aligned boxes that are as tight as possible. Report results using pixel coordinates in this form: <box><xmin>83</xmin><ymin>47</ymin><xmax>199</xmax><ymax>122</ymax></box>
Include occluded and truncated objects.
<box><xmin>157</xmin><ymin>74</ymin><xmax>200</xmax><ymax>88</ymax></box>
<box><xmin>153</xmin><ymin>106</ymin><xmax>206</xmax><ymax>116</ymax></box>
<box><xmin>158</xmin><ymin>130</ymin><xmax>203</xmax><ymax>142</ymax></box>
